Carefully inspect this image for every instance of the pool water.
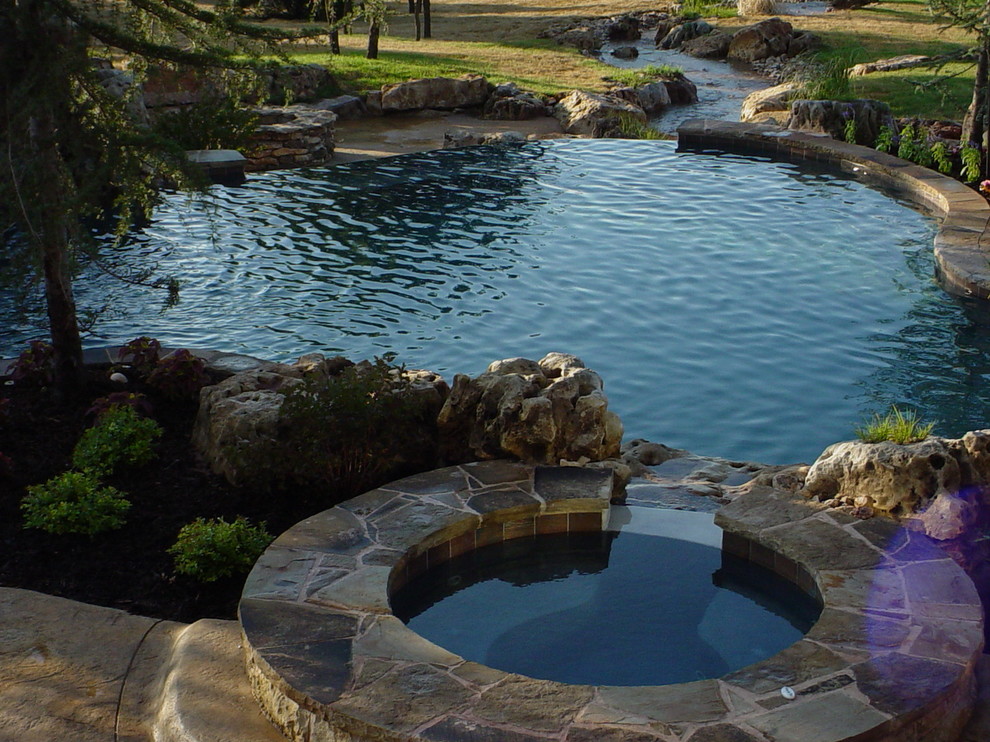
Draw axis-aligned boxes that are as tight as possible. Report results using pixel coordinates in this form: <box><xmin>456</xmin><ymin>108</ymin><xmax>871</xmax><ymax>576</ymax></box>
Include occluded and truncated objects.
<box><xmin>391</xmin><ymin>509</ymin><xmax>821</xmax><ymax>686</ymax></box>
<box><xmin>5</xmin><ymin>139</ymin><xmax>990</xmax><ymax>464</ymax></box>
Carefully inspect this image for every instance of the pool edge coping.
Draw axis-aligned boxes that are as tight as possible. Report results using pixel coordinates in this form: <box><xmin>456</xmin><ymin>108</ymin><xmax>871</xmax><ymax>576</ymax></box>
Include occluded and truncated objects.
<box><xmin>238</xmin><ymin>462</ymin><xmax>983</xmax><ymax>742</ymax></box>
<box><xmin>675</xmin><ymin>118</ymin><xmax>990</xmax><ymax>302</ymax></box>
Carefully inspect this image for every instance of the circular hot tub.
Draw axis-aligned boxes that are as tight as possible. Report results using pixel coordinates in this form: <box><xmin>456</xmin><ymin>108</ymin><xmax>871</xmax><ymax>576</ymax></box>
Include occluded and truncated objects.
<box><xmin>239</xmin><ymin>461</ymin><xmax>983</xmax><ymax>742</ymax></box>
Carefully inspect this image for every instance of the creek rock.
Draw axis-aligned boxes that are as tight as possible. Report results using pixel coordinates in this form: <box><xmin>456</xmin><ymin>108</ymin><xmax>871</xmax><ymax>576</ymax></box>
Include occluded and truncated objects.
<box><xmin>801</xmin><ymin>433</ymin><xmax>990</xmax><ymax>541</ymax></box>
<box><xmin>94</xmin><ymin>66</ymin><xmax>151</xmax><ymax>127</ymax></box>
<box><xmin>443</xmin><ymin>130</ymin><xmax>528</xmax><ymax>148</ymax></box>
<box><xmin>658</xmin><ymin>20</ymin><xmax>713</xmax><ymax>50</ymax></box>
<box><xmin>739</xmin><ymin>81</ymin><xmax>801</xmax><ymax>124</ymax></box>
<box><xmin>664</xmin><ymin>77</ymin><xmax>700</xmax><ymax>104</ymax></box>
<box><xmin>786</xmin><ymin>98</ymin><xmax>895</xmax><ymax>145</ymax></box>
<box><xmin>194</xmin><ymin>356</ymin><xmax>448</xmax><ymax>491</ymax></box>
<box><xmin>262</xmin><ymin>63</ymin><xmax>335</xmax><ymax>103</ymax></box>
<box><xmin>380</xmin><ymin>74</ymin><xmax>490</xmax><ymax>112</ymax></box>
<box><xmin>605</xmin><ymin>14</ymin><xmax>641</xmax><ymax>41</ymax></box>
<box><xmin>612</xmin><ymin>46</ymin><xmax>639</xmax><ymax>60</ymax></box>
<box><xmin>788</xmin><ymin>30</ymin><xmax>822</xmax><ymax>56</ymax></box>
<box><xmin>437</xmin><ymin>352</ymin><xmax>623</xmax><ymax>465</ymax></box>
<box><xmin>484</xmin><ymin>82</ymin><xmax>548</xmax><ymax>120</ymax></box>
<box><xmin>727</xmin><ymin>18</ymin><xmax>793</xmax><ymax>62</ymax></box>
<box><xmin>681</xmin><ymin>31</ymin><xmax>732</xmax><ymax>59</ymax></box>
<box><xmin>610</xmin><ymin>82</ymin><xmax>672</xmax><ymax>114</ymax></box>
<box><xmin>554</xmin><ymin>90</ymin><xmax>647</xmax><ymax>137</ymax></box>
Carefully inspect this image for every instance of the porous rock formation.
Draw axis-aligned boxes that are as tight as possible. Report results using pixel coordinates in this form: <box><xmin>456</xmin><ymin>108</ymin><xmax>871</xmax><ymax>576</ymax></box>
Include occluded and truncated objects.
<box><xmin>786</xmin><ymin>98</ymin><xmax>895</xmax><ymax>145</ymax></box>
<box><xmin>193</xmin><ymin>355</ymin><xmax>448</xmax><ymax>490</ymax></box>
<box><xmin>802</xmin><ymin>430</ymin><xmax>990</xmax><ymax>540</ymax></box>
<box><xmin>437</xmin><ymin>353</ymin><xmax>623</xmax><ymax>465</ymax></box>
<box><xmin>380</xmin><ymin>74</ymin><xmax>490</xmax><ymax>112</ymax></box>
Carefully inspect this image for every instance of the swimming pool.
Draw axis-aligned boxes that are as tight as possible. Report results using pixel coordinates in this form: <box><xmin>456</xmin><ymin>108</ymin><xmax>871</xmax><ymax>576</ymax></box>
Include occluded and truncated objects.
<box><xmin>5</xmin><ymin>138</ymin><xmax>988</xmax><ymax>463</ymax></box>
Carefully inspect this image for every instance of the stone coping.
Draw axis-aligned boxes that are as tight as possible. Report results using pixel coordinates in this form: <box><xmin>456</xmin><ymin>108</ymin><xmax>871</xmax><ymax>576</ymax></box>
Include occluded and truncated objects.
<box><xmin>676</xmin><ymin>119</ymin><xmax>990</xmax><ymax>301</ymax></box>
<box><xmin>239</xmin><ymin>461</ymin><xmax>983</xmax><ymax>742</ymax></box>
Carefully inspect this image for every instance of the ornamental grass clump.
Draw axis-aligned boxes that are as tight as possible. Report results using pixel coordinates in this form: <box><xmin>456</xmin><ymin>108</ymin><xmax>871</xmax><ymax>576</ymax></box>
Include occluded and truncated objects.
<box><xmin>855</xmin><ymin>406</ymin><xmax>934</xmax><ymax>445</ymax></box>
<box><xmin>21</xmin><ymin>471</ymin><xmax>131</xmax><ymax>536</ymax></box>
<box><xmin>72</xmin><ymin>404</ymin><xmax>163</xmax><ymax>477</ymax></box>
<box><xmin>169</xmin><ymin>517</ymin><xmax>273</xmax><ymax>582</ymax></box>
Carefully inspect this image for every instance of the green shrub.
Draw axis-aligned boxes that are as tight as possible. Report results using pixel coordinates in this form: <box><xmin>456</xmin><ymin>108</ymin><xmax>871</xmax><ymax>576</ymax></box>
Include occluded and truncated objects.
<box><xmin>169</xmin><ymin>517</ymin><xmax>273</xmax><ymax>582</ymax></box>
<box><xmin>9</xmin><ymin>340</ymin><xmax>53</xmax><ymax>387</ymax></box>
<box><xmin>21</xmin><ymin>471</ymin><xmax>130</xmax><ymax>535</ymax></box>
<box><xmin>72</xmin><ymin>405</ymin><xmax>163</xmax><ymax>477</ymax></box>
<box><xmin>855</xmin><ymin>406</ymin><xmax>934</xmax><ymax>445</ymax></box>
<box><xmin>147</xmin><ymin>349</ymin><xmax>209</xmax><ymax>401</ymax></box>
<box><xmin>279</xmin><ymin>355</ymin><xmax>430</xmax><ymax>497</ymax></box>
<box><xmin>790</xmin><ymin>56</ymin><xmax>853</xmax><ymax>101</ymax></box>
<box><xmin>152</xmin><ymin>97</ymin><xmax>259</xmax><ymax>151</ymax></box>
<box><xmin>613</xmin><ymin>113</ymin><xmax>668</xmax><ymax>140</ymax></box>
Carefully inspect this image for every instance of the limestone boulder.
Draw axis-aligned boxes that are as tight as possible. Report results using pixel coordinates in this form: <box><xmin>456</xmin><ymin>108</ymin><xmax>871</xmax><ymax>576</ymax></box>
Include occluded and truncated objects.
<box><xmin>380</xmin><ymin>75</ymin><xmax>491</xmax><ymax>112</ymax></box>
<box><xmin>738</xmin><ymin>0</ymin><xmax>777</xmax><ymax>15</ymax></box>
<box><xmin>802</xmin><ymin>437</ymin><xmax>963</xmax><ymax>514</ymax></box>
<box><xmin>681</xmin><ymin>31</ymin><xmax>732</xmax><ymax>59</ymax></box>
<box><xmin>849</xmin><ymin>54</ymin><xmax>932</xmax><ymax>76</ymax></box>
<box><xmin>554</xmin><ymin>90</ymin><xmax>647</xmax><ymax>137</ymax></box>
<box><xmin>194</xmin><ymin>355</ymin><xmax>449</xmax><ymax>492</ymax></box>
<box><xmin>740</xmin><ymin>81</ymin><xmax>801</xmax><ymax>124</ymax></box>
<box><xmin>437</xmin><ymin>353</ymin><xmax>623</xmax><ymax>465</ymax></box>
<box><xmin>193</xmin><ymin>366</ymin><xmax>305</xmax><ymax>489</ymax></box>
<box><xmin>727</xmin><ymin>18</ymin><xmax>793</xmax><ymax>62</ymax></box>
<box><xmin>785</xmin><ymin>98</ymin><xmax>895</xmax><ymax>145</ymax></box>
<box><xmin>610</xmin><ymin>82</ymin><xmax>672</xmax><ymax>115</ymax></box>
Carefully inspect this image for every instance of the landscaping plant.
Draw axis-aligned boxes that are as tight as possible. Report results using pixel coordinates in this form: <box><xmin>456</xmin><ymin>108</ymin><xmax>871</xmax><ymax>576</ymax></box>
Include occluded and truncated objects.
<box><xmin>147</xmin><ymin>349</ymin><xmax>210</xmax><ymax>401</ymax></box>
<box><xmin>72</xmin><ymin>404</ymin><xmax>163</xmax><ymax>477</ymax></box>
<box><xmin>855</xmin><ymin>406</ymin><xmax>935</xmax><ymax>444</ymax></box>
<box><xmin>169</xmin><ymin>516</ymin><xmax>273</xmax><ymax>582</ymax></box>
<box><xmin>9</xmin><ymin>340</ymin><xmax>54</xmax><ymax>387</ymax></box>
<box><xmin>118</xmin><ymin>336</ymin><xmax>162</xmax><ymax>378</ymax></box>
<box><xmin>21</xmin><ymin>470</ymin><xmax>131</xmax><ymax>536</ymax></box>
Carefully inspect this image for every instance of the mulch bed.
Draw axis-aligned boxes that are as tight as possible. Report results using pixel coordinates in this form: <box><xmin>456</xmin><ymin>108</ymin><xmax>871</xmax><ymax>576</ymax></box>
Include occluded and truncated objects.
<box><xmin>0</xmin><ymin>371</ymin><xmax>323</xmax><ymax>623</ymax></box>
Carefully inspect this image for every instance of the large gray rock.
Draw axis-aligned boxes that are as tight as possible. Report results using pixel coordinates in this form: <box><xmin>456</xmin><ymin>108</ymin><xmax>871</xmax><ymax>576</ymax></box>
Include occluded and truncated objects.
<box><xmin>681</xmin><ymin>31</ymin><xmax>732</xmax><ymax>59</ymax></box>
<box><xmin>739</xmin><ymin>81</ymin><xmax>801</xmax><ymax>124</ymax></box>
<box><xmin>849</xmin><ymin>54</ymin><xmax>931</xmax><ymax>76</ymax></box>
<box><xmin>664</xmin><ymin>77</ymin><xmax>699</xmax><ymax>104</ymax></box>
<box><xmin>727</xmin><ymin>17</ymin><xmax>793</xmax><ymax>62</ymax></box>
<box><xmin>658</xmin><ymin>20</ymin><xmax>713</xmax><ymax>50</ymax></box>
<box><xmin>554</xmin><ymin>90</ymin><xmax>647</xmax><ymax>137</ymax></box>
<box><xmin>380</xmin><ymin>74</ymin><xmax>490</xmax><ymax>112</ymax></box>
<box><xmin>785</xmin><ymin>98</ymin><xmax>895</xmax><ymax>145</ymax></box>
<box><xmin>437</xmin><ymin>353</ymin><xmax>623</xmax><ymax>465</ymax></box>
<box><xmin>604</xmin><ymin>14</ymin><xmax>641</xmax><ymax>41</ymax></box>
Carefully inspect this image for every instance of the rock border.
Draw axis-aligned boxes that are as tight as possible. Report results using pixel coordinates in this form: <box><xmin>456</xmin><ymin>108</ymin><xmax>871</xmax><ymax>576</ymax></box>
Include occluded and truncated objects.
<box><xmin>239</xmin><ymin>462</ymin><xmax>982</xmax><ymax>742</ymax></box>
<box><xmin>676</xmin><ymin>118</ymin><xmax>990</xmax><ymax>301</ymax></box>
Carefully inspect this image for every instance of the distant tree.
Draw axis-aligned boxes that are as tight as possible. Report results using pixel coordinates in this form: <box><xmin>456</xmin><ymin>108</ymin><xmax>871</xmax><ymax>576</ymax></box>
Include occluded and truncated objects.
<box><xmin>927</xmin><ymin>0</ymin><xmax>990</xmax><ymax>175</ymax></box>
<box><xmin>0</xmin><ymin>0</ymin><xmax>318</xmax><ymax>397</ymax></box>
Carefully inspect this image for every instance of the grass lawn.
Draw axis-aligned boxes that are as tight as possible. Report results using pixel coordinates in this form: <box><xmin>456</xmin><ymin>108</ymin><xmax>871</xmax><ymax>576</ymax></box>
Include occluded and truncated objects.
<box><xmin>274</xmin><ymin>0</ymin><xmax>976</xmax><ymax>120</ymax></box>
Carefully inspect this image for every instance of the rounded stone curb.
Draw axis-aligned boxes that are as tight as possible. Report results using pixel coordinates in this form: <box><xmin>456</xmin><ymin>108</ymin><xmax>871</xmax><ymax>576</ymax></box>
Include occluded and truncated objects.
<box><xmin>240</xmin><ymin>465</ymin><xmax>983</xmax><ymax>742</ymax></box>
<box><xmin>676</xmin><ymin>119</ymin><xmax>990</xmax><ymax>301</ymax></box>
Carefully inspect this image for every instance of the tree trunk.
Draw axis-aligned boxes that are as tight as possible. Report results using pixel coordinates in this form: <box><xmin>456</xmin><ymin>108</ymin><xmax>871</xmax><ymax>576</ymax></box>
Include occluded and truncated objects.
<box><xmin>423</xmin><ymin>0</ymin><xmax>431</xmax><ymax>38</ymax></box>
<box><xmin>330</xmin><ymin>28</ymin><xmax>340</xmax><ymax>54</ymax></box>
<box><xmin>414</xmin><ymin>0</ymin><xmax>421</xmax><ymax>41</ymax></box>
<box><xmin>367</xmin><ymin>22</ymin><xmax>380</xmax><ymax>58</ymax></box>
<box><xmin>32</xmin><ymin>110</ymin><xmax>84</xmax><ymax>397</ymax></box>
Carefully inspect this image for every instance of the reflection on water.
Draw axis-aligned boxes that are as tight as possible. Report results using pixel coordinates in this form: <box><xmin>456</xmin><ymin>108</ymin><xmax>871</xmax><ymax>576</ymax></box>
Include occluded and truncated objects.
<box><xmin>2</xmin><ymin>139</ymin><xmax>987</xmax><ymax>464</ymax></box>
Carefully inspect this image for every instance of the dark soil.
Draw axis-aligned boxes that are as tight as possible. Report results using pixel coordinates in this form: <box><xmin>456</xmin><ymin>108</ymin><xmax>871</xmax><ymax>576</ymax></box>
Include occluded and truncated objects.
<box><xmin>0</xmin><ymin>370</ymin><xmax>325</xmax><ymax>623</ymax></box>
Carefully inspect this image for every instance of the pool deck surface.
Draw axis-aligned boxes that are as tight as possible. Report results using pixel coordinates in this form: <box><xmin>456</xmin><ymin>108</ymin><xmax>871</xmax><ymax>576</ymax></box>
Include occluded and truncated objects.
<box><xmin>5</xmin><ymin>455</ymin><xmax>987</xmax><ymax>742</ymax></box>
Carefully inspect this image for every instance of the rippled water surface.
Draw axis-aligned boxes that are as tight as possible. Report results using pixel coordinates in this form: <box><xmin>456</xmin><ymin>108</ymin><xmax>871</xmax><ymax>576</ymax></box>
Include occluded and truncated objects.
<box><xmin>7</xmin><ymin>139</ymin><xmax>990</xmax><ymax>464</ymax></box>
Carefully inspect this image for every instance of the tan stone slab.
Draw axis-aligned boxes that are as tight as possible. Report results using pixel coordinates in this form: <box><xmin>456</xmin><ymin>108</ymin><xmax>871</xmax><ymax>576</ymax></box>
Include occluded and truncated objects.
<box><xmin>0</xmin><ymin>588</ymin><xmax>167</xmax><ymax>742</ymax></box>
<box><xmin>596</xmin><ymin>681</ymin><xmax>728</xmax><ymax>724</ymax></box>
<box><xmin>269</xmin><ymin>507</ymin><xmax>369</xmax><ymax>553</ymax></box>
<box><xmin>473</xmin><ymin>675</ymin><xmax>594</xmax><ymax>733</ymax></box>
<box><xmin>151</xmin><ymin>620</ymin><xmax>288</xmax><ymax>742</ymax></box>
<box><xmin>747</xmin><ymin>691</ymin><xmax>889</xmax><ymax>742</ymax></box>
<box><xmin>353</xmin><ymin>616</ymin><xmax>461</xmax><ymax>666</ymax></box>
<box><xmin>722</xmin><ymin>640</ymin><xmax>848</xmax><ymax>695</ymax></box>
<box><xmin>817</xmin><ymin>567</ymin><xmax>906</xmax><ymax>613</ymax></box>
<box><xmin>306</xmin><ymin>565</ymin><xmax>392</xmax><ymax>613</ymax></box>
<box><xmin>240</xmin><ymin>547</ymin><xmax>318</xmax><ymax>602</ymax></box>
<box><xmin>714</xmin><ymin>487</ymin><xmax>817</xmax><ymax>539</ymax></box>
